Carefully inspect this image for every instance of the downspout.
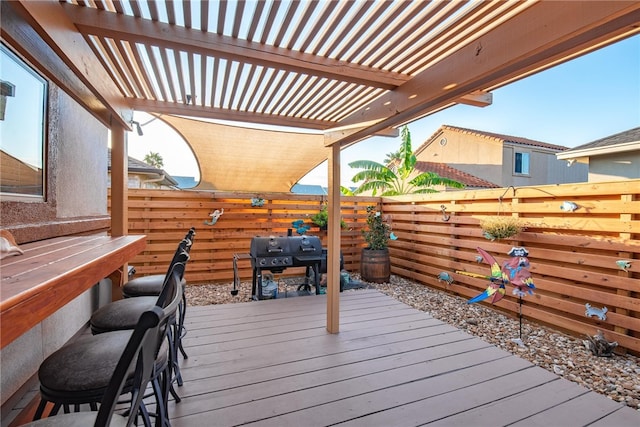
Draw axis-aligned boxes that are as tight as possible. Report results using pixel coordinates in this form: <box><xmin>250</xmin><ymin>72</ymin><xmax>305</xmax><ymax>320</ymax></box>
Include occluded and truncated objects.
<box><xmin>141</xmin><ymin>174</ymin><xmax>166</xmax><ymax>187</ymax></box>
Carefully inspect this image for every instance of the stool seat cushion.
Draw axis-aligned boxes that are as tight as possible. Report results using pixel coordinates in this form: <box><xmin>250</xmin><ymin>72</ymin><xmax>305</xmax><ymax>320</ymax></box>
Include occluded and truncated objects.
<box><xmin>123</xmin><ymin>276</ymin><xmax>187</xmax><ymax>298</ymax></box>
<box><xmin>39</xmin><ymin>331</ymin><xmax>132</xmax><ymax>400</ymax></box>
<box><xmin>122</xmin><ymin>275</ymin><xmax>165</xmax><ymax>297</ymax></box>
<box><xmin>39</xmin><ymin>331</ymin><xmax>169</xmax><ymax>401</ymax></box>
<box><xmin>90</xmin><ymin>297</ymin><xmax>157</xmax><ymax>334</ymax></box>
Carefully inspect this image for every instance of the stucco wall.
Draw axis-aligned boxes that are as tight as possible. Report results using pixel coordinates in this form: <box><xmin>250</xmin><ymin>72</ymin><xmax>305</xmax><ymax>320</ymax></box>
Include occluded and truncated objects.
<box><xmin>416</xmin><ymin>129</ymin><xmax>504</xmax><ymax>184</ymax></box>
<box><xmin>0</xmin><ymin>85</ymin><xmax>109</xmax><ymax>408</ymax></box>
<box><xmin>589</xmin><ymin>152</ymin><xmax>640</xmax><ymax>182</ymax></box>
<box><xmin>0</xmin><ymin>282</ymin><xmax>107</xmax><ymax>407</ymax></box>
<box><xmin>55</xmin><ymin>88</ymin><xmax>108</xmax><ymax>217</ymax></box>
<box><xmin>0</xmin><ymin>87</ymin><xmax>110</xmax><ymax>243</ymax></box>
<box><xmin>502</xmin><ymin>145</ymin><xmax>588</xmax><ymax>187</ymax></box>
<box><xmin>416</xmin><ymin>128</ymin><xmax>587</xmax><ymax>187</ymax></box>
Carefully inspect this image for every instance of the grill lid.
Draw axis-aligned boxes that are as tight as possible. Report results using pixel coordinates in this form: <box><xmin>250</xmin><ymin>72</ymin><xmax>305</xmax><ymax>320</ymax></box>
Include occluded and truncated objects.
<box><xmin>250</xmin><ymin>236</ymin><xmax>290</xmax><ymax>257</ymax></box>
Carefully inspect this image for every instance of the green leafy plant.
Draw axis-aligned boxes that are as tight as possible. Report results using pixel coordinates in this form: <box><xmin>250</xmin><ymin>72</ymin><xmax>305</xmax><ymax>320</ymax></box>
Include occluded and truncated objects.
<box><xmin>343</xmin><ymin>126</ymin><xmax>465</xmax><ymax>196</ymax></box>
<box><xmin>480</xmin><ymin>216</ymin><xmax>524</xmax><ymax>240</ymax></box>
<box><xmin>362</xmin><ymin>206</ymin><xmax>392</xmax><ymax>250</ymax></box>
<box><xmin>310</xmin><ymin>205</ymin><xmax>346</xmax><ymax>229</ymax></box>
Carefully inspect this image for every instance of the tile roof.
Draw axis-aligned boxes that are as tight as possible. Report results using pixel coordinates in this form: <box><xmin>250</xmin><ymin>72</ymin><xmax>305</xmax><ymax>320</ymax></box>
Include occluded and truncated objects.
<box><xmin>107</xmin><ymin>149</ymin><xmax>178</xmax><ymax>186</ymax></box>
<box><xmin>414</xmin><ymin>161</ymin><xmax>499</xmax><ymax>188</ymax></box>
<box><xmin>563</xmin><ymin>127</ymin><xmax>640</xmax><ymax>152</ymax></box>
<box><xmin>436</xmin><ymin>125</ymin><xmax>569</xmax><ymax>151</ymax></box>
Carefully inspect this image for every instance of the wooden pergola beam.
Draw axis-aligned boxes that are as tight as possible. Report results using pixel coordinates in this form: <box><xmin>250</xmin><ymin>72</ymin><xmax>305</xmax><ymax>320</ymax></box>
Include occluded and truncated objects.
<box><xmin>130</xmin><ymin>99</ymin><xmax>335</xmax><ymax>130</ymax></box>
<box><xmin>15</xmin><ymin>0</ymin><xmax>133</xmax><ymax>128</ymax></box>
<box><xmin>61</xmin><ymin>2</ymin><xmax>410</xmax><ymax>91</ymax></box>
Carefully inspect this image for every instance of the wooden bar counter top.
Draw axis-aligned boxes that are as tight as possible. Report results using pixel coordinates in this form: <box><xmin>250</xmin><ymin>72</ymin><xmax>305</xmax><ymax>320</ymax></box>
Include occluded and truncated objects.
<box><xmin>0</xmin><ymin>234</ymin><xmax>146</xmax><ymax>349</ymax></box>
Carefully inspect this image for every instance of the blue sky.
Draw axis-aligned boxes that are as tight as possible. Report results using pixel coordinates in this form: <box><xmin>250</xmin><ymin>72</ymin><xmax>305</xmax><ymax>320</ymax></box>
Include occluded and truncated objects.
<box><xmin>129</xmin><ymin>34</ymin><xmax>639</xmax><ymax>187</ymax></box>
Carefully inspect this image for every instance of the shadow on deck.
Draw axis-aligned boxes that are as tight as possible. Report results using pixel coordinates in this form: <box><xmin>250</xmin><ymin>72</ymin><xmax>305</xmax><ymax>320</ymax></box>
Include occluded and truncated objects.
<box><xmin>171</xmin><ymin>289</ymin><xmax>639</xmax><ymax>426</ymax></box>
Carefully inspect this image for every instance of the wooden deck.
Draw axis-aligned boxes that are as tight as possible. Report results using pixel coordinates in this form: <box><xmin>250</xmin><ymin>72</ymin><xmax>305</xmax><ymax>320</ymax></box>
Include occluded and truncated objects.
<box><xmin>170</xmin><ymin>289</ymin><xmax>639</xmax><ymax>426</ymax></box>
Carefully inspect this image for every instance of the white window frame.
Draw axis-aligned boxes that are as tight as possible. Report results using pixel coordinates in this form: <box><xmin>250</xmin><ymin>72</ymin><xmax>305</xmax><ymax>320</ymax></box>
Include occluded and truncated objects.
<box><xmin>0</xmin><ymin>43</ymin><xmax>47</xmax><ymax>200</ymax></box>
<box><xmin>514</xmin><ymin>150</ymin><xmax>531</xmax><ymax>176</ymax></box>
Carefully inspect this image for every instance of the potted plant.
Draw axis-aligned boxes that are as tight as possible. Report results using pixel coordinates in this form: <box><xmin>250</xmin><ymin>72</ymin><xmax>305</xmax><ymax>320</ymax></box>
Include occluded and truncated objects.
<box><xmin>310</xmin><ymin>204</ymin><xmax>346</xmax><ymax>230</ymax></box>
<box><xmin>360</xmin><ymin>206</ymin><xmax>392</xmax><ymax>283</ymax></box>
<box><xmin>480</xmin><ymin>216</ymin><xmax>524</xmax><ymax>241</ymax></box>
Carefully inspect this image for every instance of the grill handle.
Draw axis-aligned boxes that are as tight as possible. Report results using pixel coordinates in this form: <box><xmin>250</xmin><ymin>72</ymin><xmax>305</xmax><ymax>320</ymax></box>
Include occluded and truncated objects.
<box><xmin>301</xmin><ymin>247</ymin><xmax>316</xmax><ymax>252</ymax></box>
<box><xmin>267</xmin><ymin>248</ymin><xmax>283</xmax><ymax>253</ymax></box>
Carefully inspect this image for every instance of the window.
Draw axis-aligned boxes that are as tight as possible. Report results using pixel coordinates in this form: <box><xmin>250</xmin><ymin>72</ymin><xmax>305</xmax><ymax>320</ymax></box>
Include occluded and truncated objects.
<box><xmin>0</xmin><ymin>43</ymin><xmax>47</xmax><ymax>198</ymax></box>
<box><xmin>514</xmin><ymin>151</ymin><xmax>530</xmax><ymax>175</ymax></box>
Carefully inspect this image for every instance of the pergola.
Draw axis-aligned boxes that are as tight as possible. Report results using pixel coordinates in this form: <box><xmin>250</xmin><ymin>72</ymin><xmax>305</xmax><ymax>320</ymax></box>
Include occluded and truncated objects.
<box><xmin>8</xmin><ymin>0</ymin><xmax>640</xmax><ymax>332</ymax></box>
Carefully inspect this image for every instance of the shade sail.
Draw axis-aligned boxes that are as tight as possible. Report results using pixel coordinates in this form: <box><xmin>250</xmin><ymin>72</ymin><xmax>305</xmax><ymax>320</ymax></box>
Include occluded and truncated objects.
<box><xmin>160</xmin><ymin>115</ymin><xmax>327</xmax><ymax>193</ymax></box>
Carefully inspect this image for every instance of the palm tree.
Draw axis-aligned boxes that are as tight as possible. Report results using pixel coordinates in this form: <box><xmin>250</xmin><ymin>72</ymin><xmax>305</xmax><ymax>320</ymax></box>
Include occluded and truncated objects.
<box><xmin>144</xmin><ymin>151</ymin><xmax>164</xmax><ymax>168</ymax></box>
<box><xmin>344</xmin><ymin>126</ymin><xmax>465</xmax><ymax>196</ymax></box>
<box><xmin>383</xmin><ymin>149</ymin><xmax>402</xmax><ymax>164</ymax></box>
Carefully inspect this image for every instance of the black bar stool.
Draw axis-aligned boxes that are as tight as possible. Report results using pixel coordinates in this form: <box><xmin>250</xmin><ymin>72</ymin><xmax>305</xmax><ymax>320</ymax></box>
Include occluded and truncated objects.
<box><xmin>90</xmin><ymin>230</ymin><xmax>194</xmax><ymax>401</ymax></box>
<box><xmin>32</xmin><ymin>266</ymin><xmax>184</xmax><ymax>427</ymax></box>
<box><xmin>122</xmin><ymin>228</ymin><xmax>195</xmax><ymax>361</ymax></box>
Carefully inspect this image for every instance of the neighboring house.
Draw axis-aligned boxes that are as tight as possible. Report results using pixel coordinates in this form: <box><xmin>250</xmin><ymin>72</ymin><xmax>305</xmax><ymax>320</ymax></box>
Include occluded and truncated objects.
<box><xmin>173</xmin><ymin>176</ymin><xmax>198</xmax><ymax>189</ymax></box>
<box><xmin>414</xmin><ymin>125</ymin><xmax>587</xmax><ymax>187</ymax></box>
<box><xmin>414</xmin><ymin>161</ymin><xmax>499</xmax><ymax>189</ymax></box>
<box><xmin>107</xmin><ymin>149</ymin><xmax>178</xmax><ymax>189</ymax></box>
<box><xmin>0</xmin><ymin>149</ymin><xmax>42</xmax><ymax>195</ymax></box>
<box><xmin>556</xmin><ymin>127</ymin><xmax>640</xmax><ymax>182</ymax></box>
<box><xmin>292</xmin><ymin>184</ymin><xmax>328</xmax><ymax>195</ymax></box>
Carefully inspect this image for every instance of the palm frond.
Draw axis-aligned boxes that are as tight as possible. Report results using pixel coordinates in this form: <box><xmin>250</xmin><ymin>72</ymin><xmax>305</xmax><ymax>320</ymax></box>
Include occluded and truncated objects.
<box><xmin>348</xmin><ymin>160</ymin><xmax>389</xmax><ymax>173</ymax></box>
<box><xmin>352</xmin><ymin>179</ymin><xmax>392</xmax><ymax>195</ymax></box>
<box><xmin>412</xmin><ymin>188</ymin><xmax>439</xmax><ymax>194</ymax></box>
<box><xmin>340</xmin><ymin>186</ymin><xmax>355</xmax><ymax>196</ymax></box>
<box><xmin>346</xmin><ymin>126</ymin><xmax>464</xmax><ymax>196</ymax></box>
<box><xmin>411</xmin><ymin>172</ymin><xmax>466</xmax><ymax>189</ymax></box>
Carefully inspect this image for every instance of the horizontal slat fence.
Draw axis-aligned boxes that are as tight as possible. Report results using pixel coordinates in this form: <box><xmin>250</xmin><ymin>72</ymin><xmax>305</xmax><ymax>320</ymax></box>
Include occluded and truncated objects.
<box><xmin>109</xmin><ymin>179</ymin><xmax>639</xmax><ymax>354</ymax></box>
<box><xmin>382</xmin><ymin>179</ymin><xmax>639</xmax><ymax>355</ymax></box>
<box><xmin>111</xmin><ymin>189</ymin><xmax>377</xmax><ymax>283</ymax></box>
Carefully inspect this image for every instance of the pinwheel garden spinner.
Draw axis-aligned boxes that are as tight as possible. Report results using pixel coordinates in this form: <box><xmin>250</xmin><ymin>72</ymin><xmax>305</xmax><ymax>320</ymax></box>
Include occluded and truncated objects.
<box><xmin>457</xmin><ymin>246</ymin><xmax>535</xmax><ymax>343</ymax></box>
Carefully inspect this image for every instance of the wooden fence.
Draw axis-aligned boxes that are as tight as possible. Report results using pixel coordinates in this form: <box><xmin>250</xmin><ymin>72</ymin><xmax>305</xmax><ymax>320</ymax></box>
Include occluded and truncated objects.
<box><xmin>117</xmin><ymin>189</ymin><xmax>377</xmax><ymax>282</ymax></box>
<box><xmin>383</xmin><ymin>180</ymin><xmax>639</xmax><ymax>355</ymax></box>
<box><xmin>111</xmin><ymin>179</ymin><xmax>639</xmax><ymax>354</ymax></box>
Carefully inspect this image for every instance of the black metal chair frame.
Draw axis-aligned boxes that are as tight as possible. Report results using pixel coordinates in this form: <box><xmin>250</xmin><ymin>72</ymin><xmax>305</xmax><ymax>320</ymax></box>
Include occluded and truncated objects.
<box><xmin>33</xmin><ymin>267</ymin><xmax>184</xmax><ymax>427</ymax></box>
<box><xmin>92</xmin><ymin>229</ymin><xmax>194</xmax><ymax>401</ymax></box>
<box><xmin>123</xmin><ymin>228</ymin><xmax>195</xmax><ymax>364</ymax></box>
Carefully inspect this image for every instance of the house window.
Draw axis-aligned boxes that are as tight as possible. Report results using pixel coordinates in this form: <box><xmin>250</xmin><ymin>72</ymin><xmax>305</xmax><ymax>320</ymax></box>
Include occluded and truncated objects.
<box><xmin>0</xmin><ymin>43</ymin><xmax>47</xmax><ymax>198</ymax></box>
<box><xmin>514</xmin><ymin>151</ymin><xmax>530</xmax><ymax>175</ymax></box>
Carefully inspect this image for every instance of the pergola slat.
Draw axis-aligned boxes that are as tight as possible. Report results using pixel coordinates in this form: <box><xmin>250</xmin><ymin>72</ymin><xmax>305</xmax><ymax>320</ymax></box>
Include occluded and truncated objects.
<box><xmin>260</xmin><ymin>0</ymin><xmax>283</xmax><ymax>45</ymax></box>
<box><xmin>345</xmin><ymin>0</ymin><xmax>414</xmax><ymax>64</ymax></box>
<box><xmin>129</xmin><ymin>41</ymin><xmax>158</xmax><ymax>100</ymax></box>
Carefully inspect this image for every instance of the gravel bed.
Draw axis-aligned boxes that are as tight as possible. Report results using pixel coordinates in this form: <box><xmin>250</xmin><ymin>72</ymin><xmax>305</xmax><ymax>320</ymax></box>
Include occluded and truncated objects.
<box><xmin>185</xmin><ymin>275</ymin><xmax>640</xmax><ymax>411</ymax></box>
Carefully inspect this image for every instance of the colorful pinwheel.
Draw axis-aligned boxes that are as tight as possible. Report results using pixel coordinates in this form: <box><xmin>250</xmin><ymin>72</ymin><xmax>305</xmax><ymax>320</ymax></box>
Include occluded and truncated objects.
<box><xmin>456</xmin><ymin>247</ymin><xmax>535</xmax><ymax>304</ymax></box>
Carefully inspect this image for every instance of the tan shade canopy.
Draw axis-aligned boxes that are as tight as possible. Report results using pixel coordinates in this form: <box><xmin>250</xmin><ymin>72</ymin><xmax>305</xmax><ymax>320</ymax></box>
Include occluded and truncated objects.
<box><xmin>160</xmin><ymin>115</ymin><xmax>327</xmax><ymax>192</ymax></box>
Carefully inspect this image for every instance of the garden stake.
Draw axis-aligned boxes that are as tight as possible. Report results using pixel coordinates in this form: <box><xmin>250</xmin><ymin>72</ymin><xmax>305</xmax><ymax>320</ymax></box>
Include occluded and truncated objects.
<box><xmin>511</xmin><ymin>295</ymin><xmax>526</xmax><ymax>348</ymax></box>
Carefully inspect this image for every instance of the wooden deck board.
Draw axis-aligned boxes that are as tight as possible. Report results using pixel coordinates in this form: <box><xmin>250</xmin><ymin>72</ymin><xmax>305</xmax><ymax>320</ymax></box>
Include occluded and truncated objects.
<box><xmin>171</xmin><ymin>289</ymin><xmax>640</xmax><ymax>426</ymax></box>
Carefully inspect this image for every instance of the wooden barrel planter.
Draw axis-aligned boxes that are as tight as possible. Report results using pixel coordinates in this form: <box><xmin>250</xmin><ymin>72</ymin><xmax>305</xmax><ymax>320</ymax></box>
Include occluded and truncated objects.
<box><xmin>360</xmin><ymin>248</ymin><xmax>390</xmax><ymax>283</ymax></box>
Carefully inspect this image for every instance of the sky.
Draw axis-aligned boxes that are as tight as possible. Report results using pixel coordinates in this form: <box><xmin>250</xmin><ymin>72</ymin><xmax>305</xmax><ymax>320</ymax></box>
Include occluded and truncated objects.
<box><xmin>127</xmin><ymin>34</ymin><xmax>640</xmax><ymax>187</ymax></box>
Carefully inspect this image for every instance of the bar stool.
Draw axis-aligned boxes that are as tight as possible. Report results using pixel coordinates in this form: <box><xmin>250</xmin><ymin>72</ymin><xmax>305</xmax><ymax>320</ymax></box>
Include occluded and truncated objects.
<box><xmin>122</xmin><ymin>228</ymin><xmax>195</xmax><ymax>361</ymax></box>
<box><xmin>32</xmin><ymin>267</ymin><xmax>184</xmax><ymax>427</ymax></box>
<box><xmin>90</xmin><ymin>231</ymin><xmax>193</xmax><ymax>401</ymax></box>
<box><xmin>23</xmin><ymin>305</ymin><xmax>165</xmax><ymax>427</ymax></box>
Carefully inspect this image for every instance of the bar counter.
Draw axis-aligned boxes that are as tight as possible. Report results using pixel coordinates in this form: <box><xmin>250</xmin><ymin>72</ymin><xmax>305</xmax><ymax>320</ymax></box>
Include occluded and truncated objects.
<box><xmin>0</xmin><ymin>234</ymin><xmax>146</xmax><ymax>349</ymax></box>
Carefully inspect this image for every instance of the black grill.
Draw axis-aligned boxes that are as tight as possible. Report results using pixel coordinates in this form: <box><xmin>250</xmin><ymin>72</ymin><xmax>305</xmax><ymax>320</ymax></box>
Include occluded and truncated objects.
<box><xmin>249</xmin><ymin>235</ymin><xmax>324</xmax><ymax>300</ymax></box>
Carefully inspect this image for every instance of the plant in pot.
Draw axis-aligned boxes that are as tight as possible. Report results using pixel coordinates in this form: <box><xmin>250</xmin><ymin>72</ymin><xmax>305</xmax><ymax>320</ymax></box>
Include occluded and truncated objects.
<box><xmin>310</xmin><ymin>204</ymin><xmax>346</xmax><ymax>230</ymax></box>
<box><xmin>480</xmin><ymin>216</ymin><xmax>524</xmax><ymax>241</ymax></box>
<box><xmin>360</xmin><ymin>206</ymin><xmax>392</xmax><ymax>283</ymax></box>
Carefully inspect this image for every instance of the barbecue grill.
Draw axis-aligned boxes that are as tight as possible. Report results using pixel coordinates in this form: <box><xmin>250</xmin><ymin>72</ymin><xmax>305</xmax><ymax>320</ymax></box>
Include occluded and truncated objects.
<box><xmin>249</xmin><ymin>235</ymin><xmax>323</xmax><ymax>300</ymax></box>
